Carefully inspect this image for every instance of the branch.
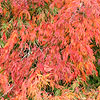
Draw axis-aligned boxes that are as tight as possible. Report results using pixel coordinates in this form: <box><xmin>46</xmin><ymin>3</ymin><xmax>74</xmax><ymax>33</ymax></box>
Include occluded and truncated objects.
<box><xmin>0</xmin><ymin>84</ymin><xmax>15</xmax><ymax>98</ymax></box>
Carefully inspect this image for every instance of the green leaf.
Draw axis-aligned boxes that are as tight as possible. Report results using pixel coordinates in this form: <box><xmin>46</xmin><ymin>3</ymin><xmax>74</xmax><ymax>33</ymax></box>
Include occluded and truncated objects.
<box><xmin>2</xmin><ymin>23</ymin><xmax>7</xmax><ymax>29</ymax></box>
<box><xmin>0</xmin><ymin>40</ymin><xmax>5</xmax><ymax>48</ymax></box>
<box><xmin>53</xmin><ymin>7</ymin><xmax>58</xmax><ymax>15</ymax></box>
<box><xmin>55</xmin><ymin>89</ymin><xmax>61</xmax><ymax>96</ymax></box>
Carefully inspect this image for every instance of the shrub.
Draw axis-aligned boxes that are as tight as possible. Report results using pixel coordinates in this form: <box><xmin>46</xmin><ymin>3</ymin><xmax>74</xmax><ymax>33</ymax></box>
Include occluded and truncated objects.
<box><xmin>0</xmin><ymin>0</ymin><xmax>100</xmax><ymax>99</ymax></box>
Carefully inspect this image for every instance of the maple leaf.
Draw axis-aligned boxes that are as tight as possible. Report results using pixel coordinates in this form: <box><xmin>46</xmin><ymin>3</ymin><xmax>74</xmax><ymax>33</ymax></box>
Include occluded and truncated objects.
<box><xmin>19</xmin><ymin>9</ymin><xmax>31</xmax><ymax>20</ymax></box>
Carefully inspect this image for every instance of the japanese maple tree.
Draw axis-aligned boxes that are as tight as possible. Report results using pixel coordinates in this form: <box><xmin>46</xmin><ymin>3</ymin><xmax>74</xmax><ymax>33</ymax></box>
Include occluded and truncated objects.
<box><xmin>0</xmin><ymin>0</ymin><xmax>100</xmax><ymax>99</ymax></box>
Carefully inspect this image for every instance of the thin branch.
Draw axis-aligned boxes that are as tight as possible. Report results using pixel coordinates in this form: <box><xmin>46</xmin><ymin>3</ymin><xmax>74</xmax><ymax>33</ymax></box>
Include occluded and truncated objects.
<box><xmin>0</xmin><ymin>84</ymin><xmax>15</xmax><ymax>98</ymax></box>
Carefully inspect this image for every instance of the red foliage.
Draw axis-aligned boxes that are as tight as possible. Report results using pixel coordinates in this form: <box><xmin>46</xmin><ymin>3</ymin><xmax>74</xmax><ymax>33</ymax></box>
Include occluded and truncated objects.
<box><xmin>0</xmin><ymin>0</ymin><xmax>100</xmax><ymax>99</ymax></box>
